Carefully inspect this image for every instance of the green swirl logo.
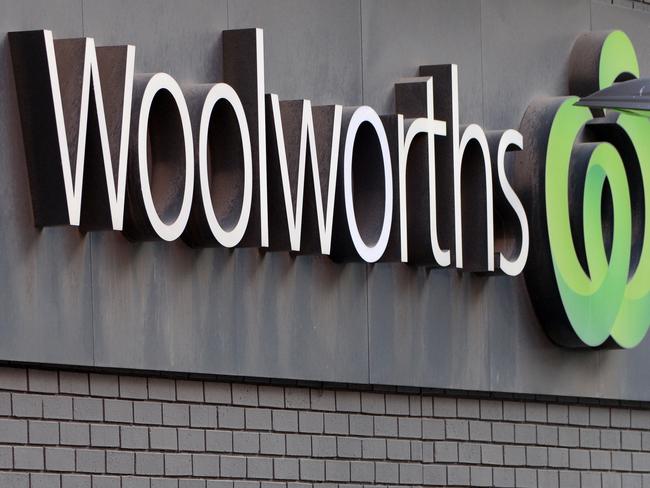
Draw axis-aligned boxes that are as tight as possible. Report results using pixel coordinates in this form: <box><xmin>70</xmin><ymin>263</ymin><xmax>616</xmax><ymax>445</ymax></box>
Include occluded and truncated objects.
<box><xmin>519</xmin><ymin>31</ymin><xmax>650</xmax><ymax>348</ymax></box>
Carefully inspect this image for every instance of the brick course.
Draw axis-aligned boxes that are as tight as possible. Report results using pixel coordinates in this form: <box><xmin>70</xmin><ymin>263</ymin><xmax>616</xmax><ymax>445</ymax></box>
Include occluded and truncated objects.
<box><xmin>0</xmin><ymin>366</ymin><xmax>648</xmax><ymax>486</ymax></box>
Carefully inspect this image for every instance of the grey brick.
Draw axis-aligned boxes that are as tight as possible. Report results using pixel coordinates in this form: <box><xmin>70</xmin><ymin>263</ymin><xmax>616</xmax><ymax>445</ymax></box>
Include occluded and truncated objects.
<box><xmin>285</xmin><ymin>388</ymin><xmax>310</xmax><ymax>409</ymax></box>
<box><xmin>104</xmin><ymin>399</ymin><xmax>133</xmax><ymax>423</ymax></box>
<box><xmin>459</xmin><ymin>442</ymin><xmax>481</xmax><ymax>463</ymax></box>
<box><xmin>147</xmin><ymin>378</ymin><xmax>176</xmax><ymax>401</ymax></box>
<box><xmin>0</xmin><ymin>368</ymin><xmax>27</xmax><ymax>391</ymax></box>
<box><xmin>323</xmin><ymin>412</ymin><xmax>348</xmax><ymax>435</ymax></box>
<box><xmin>14</xmin><ymin>446</ymin><xmax>44</xmax><ymax>470</ymax></box>
<box><xmin>374</xmin><ymin>415</ymin><xmax>397</xmax><ymax>437</ymax></box>
<box><xmin>286</xmin><ymin>433</ymin><xmax>311</xmax><ymax>456</ymax></box>
<box><xmin>481</xmin><ymin>399</ymin><xmax>503</xmax><ymax>420</ymax></box>
<box><xmin>623</xmin><ymin>430</ymin><xmax>642</xmax><ymax>450</ymax></box>
<box><xmin>31</xmin><ymin>473</ymin><xmax>62</xmax><ymax>488</ymax></box>
<box><xmin>568</xmin><ymin>449</ymin><xmax>589</xmax><ymax>469</ymax></box>
<box><xmin>90</xmin><ymin>476</ymin><xmax>120</xmax><ymax>488</ymax></box>
<box><xmin>643</xmin><ymin>432</ymin><xmax>650</xmax><ymax>451</ymax></box>
<box><xmin>233</xmin><ymin>431</ymin><xmax>259</xmax><ymax>453</ymax></box>
<box><xmin>422</xmin><ymin>418</ymin><xmax>444</xmax><ymax>440</ymax></box>
<box><xmin>258</xmin><ymin>386</ymin><xmax>284</xmax><ymax>408</ymax></box>
<box><xmin>27</xmin><ymin>369</ymin><xmax>58</xmax><ymax>393</ymax></box>
<box><xmin>434</xmin><ymin>397</ymin><xmax>456</xmax><ymax>417</ymax></box>
<box><xmin>634</xmin><ymin>452</ymin><xmax>650</xmax><ymax>472</ymax></box>
<box><xmin>91</xmin><ymin>424</ymin><xmax>120</xmax><ymax>447</ymax></box>
<box><xmin>360</xmin><ymin>392</ymin><xmax>384</xmax><ymax>414</ymax></box>
<box><xmin>526</xmin><ymin>446</ymin><xmax>548</xmax><ymax>467</ymax></box>
<box><xmin>0</xmin><ymin>419</ymin><xmax>27</xmax><ymax>443</ymax></box>
<box><xmin>386</xmin><ymin>438</ymin><xmax>410</xmax><ymax>460</ymax></box>
<box><xmin>632</xmin><ymin>410</ymin><xmax>650</xmax><ymax>430</ymax></box>
<box><xmin>244</xmin><ymin>408</ymin><xmax>271</xmax><ymax>430</ymax></box>
<box><xmin>151</xmin><ymin>480</ymin><xmax>177</xmax><ymax>488</ymax></box>
<box><xmin>165</xmin><ymin>453</ymin><xmax>192</xmax><ymax>476</ymax></box>
<box><xmin>538</xmin><ymin>425</ymin><xmax>559</xmax><ymax>446</ymax></box>
<box><xmin>221</xmin><ymin>456</ymin><xmax>246</xmax><ymax>477</ymax></box>
<box><xmin>471</xmin><ymin>466</ymin><xmax>493</xmax><ymax>487</ymax></box>
<box><xmin>525</xmin><ymin>402</ymin><xmax>547</xmax><ymax>422</ymax></box>
<box><xmin>60</xmin><ymin>422</ymin><xmax>89</xmax><ymax>446</ymax></box>
<box><xmin>375</xmin><ymin>462</ymin><xmax>398</xmax><ymax>483</ymax></box>
<box><xmin>538</xmin><ymin>469</ymin><xmax>559</xmax><ymax>488</ymax></box>
<box><xmin>493</xmin><ymin>422</ymin><xmax>515</xmax><ymax>443</ymax></box>
<box><xmin>514</xmin><ymin>424</ymin><xmax>536</xmax><ymax>444</ymax></box>
<box><xmin>121</xmin><ymin>426</ymin><xmax>149</xmax><ymax>450</ymax></box>
<box><xmin>482</xmin><ymin>443</ymin><xmax>504</xmax><ymax>465</ymax></box>
<box><xmin>457</xmin><ymin>398</ymin><xmax>480</xmax><ymax>419</ymax></box>
<box><xmin>568</xmin><ymin>405</ymin><xmax>589</xmax><ymax>426</ymax></box>
<box><xmin>590</xmin><ymin>407</ymin><xmax>610</xmax><ymax>427</ymax></box>
<box><xmin>179</xmin><ymin>480</ymin><xmax>205</xmax><ymax>488</ymax></box>
<box><xmin>246</xmin><ymin>457</ymin><xmax>272</xmax><ymax>479</ymax></box>
<box><xmin>89</xmin><ymin>374</ymin><xmax>119</xmax><ymax>397</ymax></box>
<box><xmin>43</xmin><ymin>396</ymin><xmax>73</xmax><ymax>420</ymax></box>
<box><xmin>581</xmin><ymin>472</ymin><xmax>602</xmax><ymax>488</ymax></box>
<box><xmin>61</xmin><ymin>474</ymin><xmax>91</xmax><ymax>488</ymax></box>
<box><xmin>192</xmin><ymin>454</ymin><xmax>219</xmax><ymax>477</ymax></box>
<box><xmin>136</xmin><ymin>452</ymin><xmax>164</xmax><ymax>476</ymax></box>
<box><xmin>385</xmin><ymin>394</ymin><xmax>409</xmax><ymax>415</ymax></box>
<box><xmin>206</xmin><ymin>430</ymin><xmax>232</xmax><ymax>453</ymax></box>
<box><xmin>76</xmin><ymin>449</ymin><xmax>105</xmax><ymax>473</ymax></box>
<box><xmin>336</xmin><ymin>391</ymin><xmax>360</xmax><ymax>412</ymax></box>
<box><xmin>503</xmin><ymin>401</ymin><xmax>525</xmax><ymax>421</ymax></box>
<box><xmin>411</xmin><ymin>439</ymin><xmax>423</xmax><ymax>461</ymax></box>
<box><xmin>59</xmin><ymin>372</ymin><xmax>89</xmax><ymax>395</ymax></box>
<box><xmin>149</xmin><ymin>427</ymin><xmax>177</xmax><ymax>451</ymax></box>
<box><xmin>0</xmin><ymin>392</ymin><xmax>11</xmax><ymax>416</ymax></box>
<box><xmin>494</xmin><ymin>467</ymin><xmax>515</xmax><ymax>488</ymax></box>
<box><xmin>45</xmin><ymin>447</ymin><xmax>75</xmax><ymax>471</ymax></box>
<box><xmin>435</xmin><ymin>441</ymin><xmax>458</xmax><ymax>463</ymax></box>
<box><xmin>231</xmin><ymin>384</ymin><xmax>258</xmax><ymax>406</ymax></box>
<box><xmin>0</xmin><ymin>473</ymin><xmax>28</xmax><ymax>488</ymax></box>
<box><xmin>613</xmin><ymin>451</ymin><xmax>632</xmax><ymax>471</ymax></box>
<box><xmin>270</xmin><ymin>409</ymin><xmax>297</xmax><ymax>432</ymax></box>
<box><xmin>274</xmin><ymin>457</ymin><xmax>299</xmax><ymax>480</ymax></box>
<box><xmin>260</xmin><ymin>432</ymin><xmax>285</xmax><ymax>455</ymax></box>
<box><xmin>300</xmin><ymin>459</ymin><xmax>324</xmax><ymax>481</ymax></box>
<box><xmin>602</xmin><ymin>473</ymin><xmax>622</xmax><ymax>488</ymax></box>
<box><xmin>448</xmin><ymin>465</ymin><xmax>470</xmax><ymax>486</ymax></box>
<box><xmin>0</xmin><ymin>446</ymin><xmax>10</xmax><ymax>470</ymax></box>
<box><xmin>424</xmin><ymin>464</ymin><xmax>446</xmax><ymax>485</ymax></box>
<box><xmin>579</xmin><ymin>427</ymin><xmax>600</xmax><ymax>448</ymax></box>
<box><xmin>516</xmin><ymin>468</ymin><xmax>537</xmax><ymax>488</ymax></box>
<box><xmin>177</xmin><ymin>380</ymin><xmax>204</xmax><ymax>403</ymax></box>
<box><xmin>622</xmin><ymin>473</ymin><xmax>642</xmax><ymax>488</ymax></box>
<box><xmin>162</xmin><ymin>403</ymin><xmax>189</xmax><ymax>426</ymax></box>
<box><xmin>611</xmin><ymin>408</ymin><xmax>631</xmax><ymax>428</ymax></box>
<box><xmin>73</xmin><ymin>398</ymin><xmax>102</xmax><ymax>422</ymax></box>
<box><xmin>12</xmin><ymin>393</ymin><xmax>42</xmax><ymax>418</ymax></box>
<box><xmin>134</xmin><ymin>402</ymin><xmax>162</xmax><ymax>424</ymax></box>
<box><xmin>398</xmin><ymin>417</ymin><xmax>421</xmax><ymax>438</ymax></box>
<box><xmin>547</xmin><ymin>405</ymin><xmax>569</xmax><ymax>424</ymax></box>
<box><xmin>122</xmin><ymin>476</ymin><xmax>151</xmax><ymax>488</ymax></box>
<box><xmin>558</xmin><ymin>427</ymin><xmax>579</xmax><ymax>447</ymax></box>
<box><xmin>106</xmin><ymin>450</ymin><xmax>134</xmax><ymax>474</ymax></box>
<box><xmin>504</xmin><ymin>445</ymin><xmax>525</xmax><ymax>466</ymax></box>
<box><xmin>179</xmin><ymin>428</ymin><xmax>206</xmax><ymax>452</ymax></box>
<box><xmin>591</xmin><ymin>449</ymin><xmax>611</xmax><ymax>470</ymax></box>
<box><xmin>312</xmin><ymin>435</ymin><xmax>336</xmax><ymax>458</ymax></box>
<box><xmin>338</xmin><ymin>436</ymin><xmax>362</xmax><ymax>458</ymax></box>
<box><xmin>204</xmin><ymin>383</ymin><xmax>231</xmax><ymax>404</ymax></box>
<box><xmin>310</xmin><ymin>389</ymin><xmax>335</xmax><ymax>411</ymax></box>
<box><xmin>361</xmin><ymin>437</ymin><xmax>386</xmax><ymax>459</ymax></box>
<box><xmin>190</xmin><ymin>404</ymin><xmax>217</xmax><ymax>428</ymax></box>
<box><xmin>447</xmin><ymin>419</ymin><xmax>469</xmax><ymax>440</ymax></box>
<box><xmin>350</xmin><ymin>460</ymin><xmax>374</xmax><ymax>482</ymax></box>
<box><xmin>28</xmin><ymin>420</ymin><xmax>58</xmax><ymax>444</ymax></box>
<box><xmin>298</xmin><ymin>411</ymin><xmax>323</xmax><ymax>433</ymax></box>
<box><xmin>399</xmin><ymin>462</ymin><xmax>422</xmax><ymax>484</ymax></box>
<box><xmin>548</xmin><ymin>447</ymin><xmax>569</xmax><ymax>468</ymax></box>
<box><xmin>119</xmin><ymin>376</ymin><xmax>147</xmax><ymax>399</ymax></box>
<box><xmin>470</xmin><ymin>420</ymin><xmax>491</xmax><ymax>441</ymax></box>
<box><xmin>603</xmin><ymin>429</ymin><xmax>622</xmax><ymax>449</ymax></box>
<box><xmin>350</xmin><ymin>414</ymin><xmax>373</xmax><ymax>436</ymax></box>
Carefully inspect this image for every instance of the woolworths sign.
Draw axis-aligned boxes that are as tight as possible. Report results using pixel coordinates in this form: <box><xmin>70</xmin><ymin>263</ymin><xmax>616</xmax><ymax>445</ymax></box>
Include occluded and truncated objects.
<box><xmin>7</xmin><ymin>28</ymin><xmax>649</xmax><ymax>350</ymax></box>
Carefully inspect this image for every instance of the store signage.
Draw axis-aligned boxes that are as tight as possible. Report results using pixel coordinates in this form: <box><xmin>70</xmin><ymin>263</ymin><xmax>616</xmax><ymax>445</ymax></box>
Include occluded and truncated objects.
<box><xmin>7</xmin><ymin>28</ymin><xmax>649</xmax><ymax>349</ymax></box>
<box><xmin>518</xmin><ymin>30</ymin><xmax>650</xmax><ymax>349</ymax></box>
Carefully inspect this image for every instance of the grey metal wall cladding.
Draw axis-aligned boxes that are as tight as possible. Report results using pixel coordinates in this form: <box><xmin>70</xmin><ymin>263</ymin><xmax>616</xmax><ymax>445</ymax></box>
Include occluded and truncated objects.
<box><xmin>0</xmin><ymin>0</ymin><xmax>649</xmax><ymax>399</ymax></box>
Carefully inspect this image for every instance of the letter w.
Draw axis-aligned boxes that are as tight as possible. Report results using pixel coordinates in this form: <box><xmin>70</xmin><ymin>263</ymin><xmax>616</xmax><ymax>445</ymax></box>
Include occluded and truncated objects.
<box><xmin>9</xmin><ymin>30</ymin><xmax>135</xmax><ymax>229</ymax></box>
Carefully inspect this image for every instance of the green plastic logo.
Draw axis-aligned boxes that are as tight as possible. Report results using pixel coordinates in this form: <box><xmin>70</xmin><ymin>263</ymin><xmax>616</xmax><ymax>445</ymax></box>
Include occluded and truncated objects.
<box><xmin>519</xmin><ymin>31</ymin><xmax>650</xmax><ymax>348</ymax></box>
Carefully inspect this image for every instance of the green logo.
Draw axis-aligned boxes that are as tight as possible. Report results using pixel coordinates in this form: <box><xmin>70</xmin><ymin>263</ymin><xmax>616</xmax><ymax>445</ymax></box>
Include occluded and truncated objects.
<box><xmin>519</xmin><ymin>31</ymin><xmax>650</xmax><ymax>348</ymax></box>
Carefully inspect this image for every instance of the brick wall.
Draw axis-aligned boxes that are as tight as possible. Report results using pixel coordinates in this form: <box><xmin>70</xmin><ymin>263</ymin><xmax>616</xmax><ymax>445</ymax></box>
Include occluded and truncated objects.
<box><xmin>0</xmin><ymin>367</ymin><xmax>648</xmax><ymax>487</ymax></box>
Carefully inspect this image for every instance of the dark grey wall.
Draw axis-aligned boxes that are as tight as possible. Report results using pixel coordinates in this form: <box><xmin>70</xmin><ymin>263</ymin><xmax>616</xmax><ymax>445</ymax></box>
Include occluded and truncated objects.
<box><xmin>0</xmin><ymin>0</ymin><xmax>649</xmax><ymax>400</ymax></box>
